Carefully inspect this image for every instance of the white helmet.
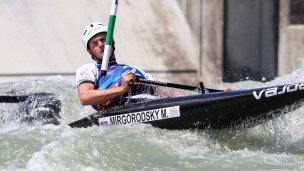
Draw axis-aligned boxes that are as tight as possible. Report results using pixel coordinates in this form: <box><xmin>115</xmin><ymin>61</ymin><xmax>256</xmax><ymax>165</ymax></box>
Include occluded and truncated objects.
<box><xmin>82</xmin><ymin>23</ymin><xmax>108</xmax><ymax>50</ymax></box>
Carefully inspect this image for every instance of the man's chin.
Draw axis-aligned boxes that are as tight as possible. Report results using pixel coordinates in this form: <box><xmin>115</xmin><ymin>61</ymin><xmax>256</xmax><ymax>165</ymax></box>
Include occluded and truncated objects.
<box><xmin>96</xmin><ymin>54</ymin><xmax>103</xmax><ymax>59</ymax></box>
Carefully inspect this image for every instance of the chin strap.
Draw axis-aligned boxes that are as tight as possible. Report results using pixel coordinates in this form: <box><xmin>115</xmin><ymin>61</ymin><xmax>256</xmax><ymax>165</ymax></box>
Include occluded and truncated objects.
<box><xmin>91</xmin><ymin>56</ymin><xmax>103</xmax><ymax>64</ymax></box>
<box><xmin>91</xmin><ymin>43</ymin><xmax>116</xmax><ymax>64</ymax></box>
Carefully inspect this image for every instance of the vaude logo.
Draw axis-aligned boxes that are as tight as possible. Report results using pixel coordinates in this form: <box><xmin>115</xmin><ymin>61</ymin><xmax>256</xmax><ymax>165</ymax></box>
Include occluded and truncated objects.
<box><xmin>87</xmin><ymin>27</ymin><xmax>101</xmax><ymax>36</ymax></box>
<box><xmin>253</xmin><ymin>83</ymin><xmax>304</xmax><ymax>100</ymax></box>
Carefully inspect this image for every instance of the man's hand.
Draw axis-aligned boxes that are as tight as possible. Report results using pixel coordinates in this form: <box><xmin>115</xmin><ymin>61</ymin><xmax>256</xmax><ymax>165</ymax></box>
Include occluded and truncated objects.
<box><xmin>220</xmin><ymin>87</ymin><xmax>232</xmax><ymax>92</ymax></box>
<box><xmin>120</xmin><ymin>70</ymin><xmax>136</xmax><ymax>93</ymax></box>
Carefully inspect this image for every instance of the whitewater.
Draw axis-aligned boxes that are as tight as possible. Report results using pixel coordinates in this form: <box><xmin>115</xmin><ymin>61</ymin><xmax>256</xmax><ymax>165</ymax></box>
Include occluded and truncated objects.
<box><xmin>0</xmin><ymin>62</ymin><xmax>304</xmax><ymax>171</ymax></box>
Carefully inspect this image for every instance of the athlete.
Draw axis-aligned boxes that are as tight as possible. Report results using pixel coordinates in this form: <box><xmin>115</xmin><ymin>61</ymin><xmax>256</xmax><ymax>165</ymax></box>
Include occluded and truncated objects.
<box><xmin>76</xmin><ymin>23</ymin><xmax>157</xmax><ymax>111</ymax></box>
<box><xmin>76</xmin><ymin>23</ymin><xmax>231</xmax><ymax>111</ymax></box>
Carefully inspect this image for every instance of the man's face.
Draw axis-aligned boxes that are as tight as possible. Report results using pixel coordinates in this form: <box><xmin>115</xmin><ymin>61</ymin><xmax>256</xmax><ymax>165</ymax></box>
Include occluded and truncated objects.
<box><xmin>87</xmin><ymin>33</ymin><xmax>107</xmax><ymax>60</ymax></box>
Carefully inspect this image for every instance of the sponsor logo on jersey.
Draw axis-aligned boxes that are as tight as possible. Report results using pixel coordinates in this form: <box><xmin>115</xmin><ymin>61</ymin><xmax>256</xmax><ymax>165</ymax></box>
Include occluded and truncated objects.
<box><xmin>99</xmin><ymin>106</ymin><xmax>180</xmax><ymax>126</ymax></box>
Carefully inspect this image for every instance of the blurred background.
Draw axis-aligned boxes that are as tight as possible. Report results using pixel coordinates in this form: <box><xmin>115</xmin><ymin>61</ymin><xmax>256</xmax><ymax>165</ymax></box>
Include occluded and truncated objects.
<box><xmin>0</xmin><ymin>0</ymin><xmax>303</xmax><ymax>87</ymax></box>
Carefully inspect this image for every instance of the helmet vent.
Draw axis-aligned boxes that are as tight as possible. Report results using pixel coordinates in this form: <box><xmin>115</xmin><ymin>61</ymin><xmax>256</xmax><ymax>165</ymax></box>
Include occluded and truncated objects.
<box><xmin>82</xmin><ymin>23</ymin><xmax>108</xmax><ymax>49</ymax></box>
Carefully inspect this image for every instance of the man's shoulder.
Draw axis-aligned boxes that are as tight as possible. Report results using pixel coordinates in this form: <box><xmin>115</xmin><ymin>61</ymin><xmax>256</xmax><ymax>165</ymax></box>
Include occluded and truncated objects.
<box><xmin>76</xmin><ymin>63</ymin><xmax>97</xmax><ymax>86</ymax></box>
<box><xmin>127</xmin><ymin>65</ymin><xmax>155</xmax><ymax>80</ymax></box>
<box><xmin>127</xmin><ymin>65</ymin><xmax>143</xmax><ymax>71</ymax></box>
<box><xmin>76</xmin><ymin>63</ymin><xmax>98</xmax><ymax>79</ymax></box>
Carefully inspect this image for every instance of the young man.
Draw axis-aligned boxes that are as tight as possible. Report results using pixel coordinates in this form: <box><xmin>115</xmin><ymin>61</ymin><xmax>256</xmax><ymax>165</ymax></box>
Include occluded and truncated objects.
<box><xmin>76</xmin><ymin>23</ymin><xmax>231</xmax><ymax>111</ymax></box>
<box><xmin>76</xmin><ymin>23</ymin><xmax>155</xmax><ymax>111</ymax></box>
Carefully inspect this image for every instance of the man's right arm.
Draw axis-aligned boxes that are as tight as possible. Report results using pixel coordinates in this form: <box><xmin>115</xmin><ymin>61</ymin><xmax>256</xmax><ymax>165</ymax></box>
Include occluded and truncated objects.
<box><xmin>77</xmin><ymin>70</ymin><xmax>136</xmax><ymax>106</ymax></box>
<box><xmin>77</xmin><ymin>83</ymin><xmax>126</xmax><ymax>106</ymax></box>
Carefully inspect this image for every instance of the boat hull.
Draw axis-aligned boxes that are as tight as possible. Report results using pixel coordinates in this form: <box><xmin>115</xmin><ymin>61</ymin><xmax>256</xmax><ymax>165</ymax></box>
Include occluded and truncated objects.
<box><xmin>69</xmin><ymin>83</ymin><xmax>304</xmax><ymax>129</ymax></box>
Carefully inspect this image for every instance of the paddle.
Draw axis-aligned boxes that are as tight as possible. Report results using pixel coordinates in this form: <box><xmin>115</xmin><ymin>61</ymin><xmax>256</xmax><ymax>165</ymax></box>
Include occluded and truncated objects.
<box><xmin>100</xmin><ymin>0</ymin><xmax>119</xmax><ymax>76</ymax></box>
<box><xmin>0</xmin><ymin>93</ymin><xmax>59</xmax><ymax>103</ymax></box>
<box><xmin>135</xmin><ymin>78</ymin><xmax>223</xmax><ymax>93</ymax></box>
<box><xmin>98</xmin><ymin>0</ymin><xmax>221</xmax><ymax>93</ymax></box>
<box><xmin>0</xmin><ymin>95</ymin><xmax>28</xmax><ymax>103</ymax></box>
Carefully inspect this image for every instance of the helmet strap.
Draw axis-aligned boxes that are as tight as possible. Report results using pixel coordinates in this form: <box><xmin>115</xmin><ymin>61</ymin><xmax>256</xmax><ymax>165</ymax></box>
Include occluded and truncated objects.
<box><xmin>91</xmin><ymin>56</ymin><xmax>102</xmax><ymax>64</ymax></box>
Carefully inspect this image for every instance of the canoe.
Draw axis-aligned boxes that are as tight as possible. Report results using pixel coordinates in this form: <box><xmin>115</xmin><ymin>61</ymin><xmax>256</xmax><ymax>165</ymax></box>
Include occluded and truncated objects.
<box><xmin>68</xmin><ymin>82</ymin><xmax>304</xmax><ymax>129</ymax></box>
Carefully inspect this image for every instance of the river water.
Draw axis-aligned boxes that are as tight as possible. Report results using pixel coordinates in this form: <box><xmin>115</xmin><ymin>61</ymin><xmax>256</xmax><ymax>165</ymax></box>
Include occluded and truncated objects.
<box><xmin>1</xmin><ymin>66</ymin><xmax>304</xmax><ymax>170</ymax></box>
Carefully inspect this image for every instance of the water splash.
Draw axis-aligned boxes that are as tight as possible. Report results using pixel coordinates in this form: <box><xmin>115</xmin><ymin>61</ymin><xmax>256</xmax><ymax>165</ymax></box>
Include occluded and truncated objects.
<box><xmin>1</xmin><ymin>67</ymin><xmax>304</xmax><ymax>170</ymax></box>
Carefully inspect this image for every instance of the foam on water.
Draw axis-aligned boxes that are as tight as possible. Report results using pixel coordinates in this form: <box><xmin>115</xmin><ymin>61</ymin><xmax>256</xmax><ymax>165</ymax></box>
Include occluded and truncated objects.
<box><xmin>1</xmin><ymin>62</ymin><xmax>304</xmax><ymax>170</ymax></box>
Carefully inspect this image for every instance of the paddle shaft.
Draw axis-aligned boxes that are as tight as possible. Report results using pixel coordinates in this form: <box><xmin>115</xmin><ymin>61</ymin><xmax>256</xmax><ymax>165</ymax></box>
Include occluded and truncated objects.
<box><xmin>135</xmin><ymin>78</ymin><xmax>222</xmax><ymax>93</ymax></box>
<box><xmin>0</xmin><ymin>95</ymin><xmax>28</xmax><ymax>103</ymax></box>
<box><xmin>100</xmin><ymin>0</ymin><xmax>119</xmax><ymax>76</ymax></box>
